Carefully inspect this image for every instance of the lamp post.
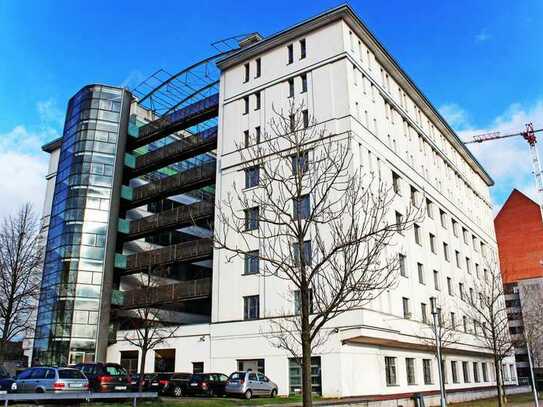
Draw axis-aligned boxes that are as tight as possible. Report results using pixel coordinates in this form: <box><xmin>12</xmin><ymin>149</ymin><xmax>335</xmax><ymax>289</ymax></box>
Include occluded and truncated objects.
<box><xmin>430</xmin><ymin>296</ymin><xmax>447</xmax><ymax>407</ymax></box>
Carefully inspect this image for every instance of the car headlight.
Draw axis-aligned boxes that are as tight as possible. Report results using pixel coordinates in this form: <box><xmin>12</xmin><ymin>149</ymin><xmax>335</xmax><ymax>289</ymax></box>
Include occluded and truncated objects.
<box><xmin>11</xmin><ymin>382</ymin><xmax>17</xmax><ymax>391</ymax></box>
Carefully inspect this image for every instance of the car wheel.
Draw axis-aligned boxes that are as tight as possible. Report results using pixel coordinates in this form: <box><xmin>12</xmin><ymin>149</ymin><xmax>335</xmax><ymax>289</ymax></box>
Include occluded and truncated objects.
<box><xmin>173</xmin><ymin>386</ymin><xmax>183</xmax><ymax>397</ymax></box>
<box><xmin>270</xmin><ymin>389</ymin><xmax>277</xmax><ymax>398</ymax></box>
<box><xmin>244</xmin><ymin>389</ymin><xmax>252</xmax><ymax>400</ymax></box>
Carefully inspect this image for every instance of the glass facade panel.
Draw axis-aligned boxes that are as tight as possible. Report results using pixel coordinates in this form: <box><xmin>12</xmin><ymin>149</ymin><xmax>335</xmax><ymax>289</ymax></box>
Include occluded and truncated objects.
<box><xmin>33</xmin><ymin>85</ymin><xmax>127</xmax><ymax>365</ymax></box>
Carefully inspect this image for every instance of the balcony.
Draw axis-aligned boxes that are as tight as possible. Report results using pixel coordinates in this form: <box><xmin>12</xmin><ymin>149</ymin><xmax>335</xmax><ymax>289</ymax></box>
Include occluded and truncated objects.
<box><xmin>125</xmin><ymin>238</ymin><xmax>213</xmax><ymax>274</ymax></box>
<box><xmin>125</xmin><ymin>162</ymin><xmax>216</xmax><ymax>209</ymax></box>
<box><xmin>129</xmin><ymin>127</ymin><xmax>218</xmax><ymax>178</ymax></box>
<box><xmin>129</xmin><ymin>94</ymin><xmax>219</xmax><ymax>150</ymax></box>
<box><xmin>121</xmin><ymin>277</ymin><xmax>211</xmax><ymax>309</ymax></box>
<box><xmin>125</xmin><ymin>200</ymin><xmax>214</xmax><ymax>241</ymax></box>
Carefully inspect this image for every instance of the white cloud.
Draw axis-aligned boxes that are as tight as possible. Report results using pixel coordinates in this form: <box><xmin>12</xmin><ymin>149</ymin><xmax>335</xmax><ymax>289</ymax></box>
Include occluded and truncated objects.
<box><xmin>443</xmin><ymin>100</ymin><xmax>543</xmax><ymax>212</ymax></box>
<box><xmin>475</xmin><ymin>29</ymin><xmax>492</xmax><ymax>43</ymax></box>
<box><xmin>439</xmin><ymin>103</ymin><xmax>472</xmax><ymax>130</ymax></box>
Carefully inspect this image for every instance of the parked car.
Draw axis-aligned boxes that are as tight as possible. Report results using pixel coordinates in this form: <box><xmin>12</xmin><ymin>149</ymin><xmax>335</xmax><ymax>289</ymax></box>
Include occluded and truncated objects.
<box><xmin>225</xmin><ymin>371</ymin><xmax>278</xmax><ymax>399</ymax></box>
<box><xmin>185</xmin><ymin>373</ymin><xmax>229</xmax><ymax>397</ymax></box>
<box><xmin>0</xmin><ymin>366</ymin><xmax>17</xmax><ymax>394</ymax></box>
<box><xmin>129</xmin><ymin>373</ymin><xmax>159</xmax><ymax>391</ymax></box>
<box><xmin>74</xmin><ymin>362</ymin><xmax>129</xmax><ymax>392</ymax></box>
<box><xmin>158</xmin><ymin>372</ymin><xmax>191</xmax><ymax>397</ymax></box>
<box><xmin>15</xmin><ymin>367</ymin><xmax>88</xmax><ymax>393</ymax></box>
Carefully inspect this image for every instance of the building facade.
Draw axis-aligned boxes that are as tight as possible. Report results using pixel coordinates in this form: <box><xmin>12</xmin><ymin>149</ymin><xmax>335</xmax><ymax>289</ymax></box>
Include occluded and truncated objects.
<box><xmin>35</xmin><ymin>5</ymin><xmax>516</xmax><ymax>400</ymax></box>
<box><xmin>495</xmin><ymin>189</ymin><xmax>543</xmax><ymax>385</ymax></box>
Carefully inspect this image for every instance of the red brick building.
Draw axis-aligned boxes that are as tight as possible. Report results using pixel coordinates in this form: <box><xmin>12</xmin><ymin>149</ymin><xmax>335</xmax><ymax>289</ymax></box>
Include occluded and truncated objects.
<box><xmin>494</xmin><ymin>188</ymin><xmax>543</xmax><ymax>385</ymax></box>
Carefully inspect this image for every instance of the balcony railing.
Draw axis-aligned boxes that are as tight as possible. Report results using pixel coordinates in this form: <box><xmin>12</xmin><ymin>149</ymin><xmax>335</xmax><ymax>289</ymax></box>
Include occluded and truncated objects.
<box><xmin>130</xmin><ymin>94</ymin><xmax>219</xmax><ymax>149</ymax></box>
<box><xmin>130</xmin><ymin>127</ymin><xmax>218</xmax><ymax>178</ymax></box>
<box><xmin>126</xmin><ymin>200</ymin><xmax>214</xmax><ymax>241</ymax></box>
<box><xmin>121</xmin><ymin>277</ymin><xmax>211</xmax><ymax>309</ymax></box>
<box><xmin>126</xmin><ymin>162</ymin><xmax>216</xmax><ymax>209</ymax></box>
<box><xmin>125</xmin><ymin>238</ymin><xmax>213</xmax><ymax>274</ymax></box>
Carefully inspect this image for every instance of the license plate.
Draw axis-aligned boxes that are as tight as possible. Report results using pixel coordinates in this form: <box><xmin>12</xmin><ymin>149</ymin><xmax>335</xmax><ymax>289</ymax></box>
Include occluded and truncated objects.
<box><xmin>70</xmin><ymin>383</ymin><xmax>83</xmax><ymax>388</ymax></box>
<box><xmin>151</xmin><ymin>383</ymin><xmax>158</xmax><ymax>386</ymax></box>
<box><xmin>190</xmin><ymin>383</ymin><xmax>198</xmax><ymax>386</ymax></box>
<box><xmin>115</xmin><ymin>386</ymin><xmax>127</xmax><ymax>390</ymax></box>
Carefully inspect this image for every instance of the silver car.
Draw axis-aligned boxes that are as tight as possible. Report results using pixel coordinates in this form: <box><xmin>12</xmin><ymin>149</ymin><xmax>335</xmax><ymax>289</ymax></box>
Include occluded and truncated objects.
<box><xmin>16</xmin><ymin>367</ymin><xmax>88</xmax><ymax>393</ymax></box>
<box><xmin>225</xmin><ymin>371</ymin><xmax>278</xmax><ymax>399</ymax></box>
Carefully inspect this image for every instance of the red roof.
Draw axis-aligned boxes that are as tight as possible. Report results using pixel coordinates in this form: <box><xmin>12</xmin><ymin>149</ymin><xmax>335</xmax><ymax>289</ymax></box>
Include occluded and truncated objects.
<box><xmin>495</xmin><ymin>189</ymin><xmax>543</xmax><ymax>284</ymax></box>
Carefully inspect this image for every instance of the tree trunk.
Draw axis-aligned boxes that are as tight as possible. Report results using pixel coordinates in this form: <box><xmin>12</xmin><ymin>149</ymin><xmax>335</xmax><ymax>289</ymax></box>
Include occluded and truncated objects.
<box><xmin>139</xmin><ymin>348</ymin><xmax>147</xmax><ymax>393</ymax></box>
<box><xmin>301</xmin><ymin>287</ymin><xmax>313</xmax><ymax>407</ymax></box>
<box><xmin>494</xmin><ymin>356</ymin><xmax>503</xmax><ymax>407</ymax></box>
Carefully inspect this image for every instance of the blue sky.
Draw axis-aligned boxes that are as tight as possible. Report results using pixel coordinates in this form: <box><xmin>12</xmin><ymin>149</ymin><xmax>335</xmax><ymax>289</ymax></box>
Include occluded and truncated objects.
<box><xmin>0</xmin><ymin>0</ymin><xmax>542</xmax><ymax>218</ymax></box>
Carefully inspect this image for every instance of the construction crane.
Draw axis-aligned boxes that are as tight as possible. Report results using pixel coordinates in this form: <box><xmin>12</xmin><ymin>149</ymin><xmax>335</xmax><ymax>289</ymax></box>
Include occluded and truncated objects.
<box><xmin>464</xmin><ymin>123</ymin><xmax>543</xmax><ymax>222</ymax></box>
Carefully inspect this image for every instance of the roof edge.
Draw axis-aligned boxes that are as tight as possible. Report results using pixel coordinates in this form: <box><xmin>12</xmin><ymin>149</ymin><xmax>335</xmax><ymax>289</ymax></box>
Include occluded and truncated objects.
<box><xmin>42</xmin><ymin>137</ymin><xmax>62</xmax><ymax>153</ymax></box>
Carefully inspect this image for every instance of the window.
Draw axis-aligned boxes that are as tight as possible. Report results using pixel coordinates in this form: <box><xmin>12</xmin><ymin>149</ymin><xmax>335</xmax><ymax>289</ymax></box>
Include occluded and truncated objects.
<box><xmin>472</xmin><ymin>235</ymin><xmax>478</xmax><ymax>251</ymax></box>
<box><xmin>395</xmin><ymin>211</ymin><xmax>403</xmax><ymax>231</ymax></box>
<box><xmin>410</xmin><ymin>186</ymin><xmax>418</xmax><ymax>206</ymax></box>
<box><xmin>402</xmin><ymin>297</ymin><xmax>410</xmax><ymax>319</ymax></box>
<box><xmin>294</xmin><ymin>289</ymin><xmax>313</xmax><ymax>314</ymax></box>
<box><xmin>245</xmin><ymin>166</ymin><xmax>259</xmax><ymax>188</ymax></box>
<box><xmin>482</xmin><ymin>362</ymin><xmax>488</xmax><ymax>382</ymax></box>
<box><xmin>429</xmin><ymin>233</ymin><xmax>436</xmax><ymax>254</ymax></box>
<box><xmin>417</xmin><ymin>263</ymin><xmax>425</xmax><ymax>284</ymax></box>
<box><xmin>452</xmin><ymin>219</ymin><xmax>459</xmax><ymax>237</ymax></box>
<box><xmin>193</xmin><ymin>362</ymin><xmax>204</xmax><ymax>374</ymax></box>
<box><xmin>255</xmin><ymin>126</ymin><xmax>261</xmax><ymax>144</ymax></box>
<box><xmin>462</xmin><ymin>227</ymin><xmax>469</xmax><ymax>244</ymax></box>
<box><xmin>302</xmin><ymin>110</ymin><xmax>309</xmax><ymax>128</ymax></box>
<box><xmin>440</xmin><ymin>209</ymin><xmax>447</xmax><ymax>228</ymax></box>
<box><xmin>289</xmin><ymin>357</ymin><xmax>321</xmax><ymax>395</ymax></box>
<box><xmin>462</xmin><ymin>361</ymin><xmax>470</xmax><ymax>382</ymax></box>
<box><xmin>443</xmin><ymin>242</ymin><xmax>450</xmax><ymax>261</ymax></box>
<box><xmin>447</xmin><ymin>277</ymin><xmax>453</xmax><ymax>296</ymax></box>
<box><xmin>385</xmin><ymin>357</ymin><xmax>397</xmax><ymax>386</ymax></box>
<box><xmin>455</xmin><ymin>250</ymin><xmax>461</xmax><ymax>268</ymax></box>
<box><xmin>399</xmin><ymin>254</ymin><xmax>407</xmax><ymax>277</ymax></box>
<box><xmin>255</xmin><ymin>92</ymin><xmax>261</xmax><ymax>110</ymax></box>
<box><xmin>245</xmin><ymin>207</ymin><xmax>259</xmax><ymax>231</ymax></box>
<box><xmin>463</xmin><ymin>315</ymin><xmax>468</xmax><ymax>332</ymax></box>
<box><xmin>288</xmin><ymin>78</ymin><xmax>294</xmax><ymax>97</ymax></box>
<box><xmin>301</xmin><ymin>73</ymin><xmax>307</xmax><ymax>93</ymax></box>
<box><xmin>289</xmin><ymin>113</ymin><xmax>295</xmax><ymax>132</ymax></box>
<box><xmin>243</xmin><ymin>296</ymin><xmax>259</xmax><ymax>320</ymax></box>
<box><xmin>287</xmin><ymin>44</ymin><xmax>294</xmax><ymax>64</ymax></box>
<box><xmin>459</xmin><ymin>283</ymin><xmax>465</xmax><ymax>301</ymax></box>
<box><xmin>243</xmin><ymin>96</ymin><xmax>249</xmax><ymax>114</ymax></box>
<box><xmin>392</xmin><ymin>171</ymin><xmax>401</xmax><ymax>194</ymax></box>
<box><xmin>451</xmin><ymin>361</ymin><xmax>459</xmax><ymax>383</ymax></box>
<box><xmin>406</xmin><ymin>358</ymin><xmax>416</xmax><ymax>385</ymax></box>
<box><xmin>466</xmin><ymin>257</ymin><xmax>471</xmax><ymax>274</ymax></box>
<box><xmin>433</xmin><ymin>270</ymin><xmax>440</xmax><ymax>290</ymax></box>
<box><xmin>255</xmin><ymin>58</ymin><xmax>261</xmax><ymax>78</ymax></box>
<box><xmin>244</xmin><ymin>130</ymin><xmax>250</xmax><ymax>148</ymax></box>
<box><xmin>293</xmin><ymin>195</ymin><xmax>310</xmax><ymax>220</ymax></box>
<box><xmin>244</xmin><ymin>63</ymin><xmax>250</xmax><ymax>83</ymax></box>
<box><xmin>291</xmin><ymin>152</ymin><xmax>309</xmax><ymax>176</ymax></box>
<box><xmin>473</xmin><ymin>362</ymin><xmax>480</xmax><ymax>382</ymax></box>
<box><xmin>450</xmin><ymin>312</ymin><xmax>456</xmax><ymax>330</ymax></box>
<box><xmin>421</xmin><ymin>303</ymin><xmax>428</xmax><ymax>323</ymax></box>
<box><xmin>293</xmin><ymin>240</ymin><xmax>312</xmax><ymax>266</ymax></box>
<box><xmin>423</xmin><ymin>359</ymin><xmax>432</xmax><ymax>384</ymax></box>
<box><xmin>510</xmin><ymin>364</ymin><xmax>516</xmax><ymax>381</ymax></box>
<box><xmin>469</xmin><ymin>287</ymin><xmax>474</xmax><ymax>304</ymax></box>
<box><xmin>244</xmin><ymin>251</ymin><xmax>259</xmax><ymax>274</ymax></box>
<box><xmin>426</xmin><ymin>199</ymin><xmax>433</xmax><ymax>218</ymax></box>
<box><xmin>300</xmin><ymin>38</ymin><xmax>306</xmax><ymax>59</ymax></box>
<box><xmin>414</xmin><ymin>224</ymin><xmax>421</xmax><ymax>245</ymax></box>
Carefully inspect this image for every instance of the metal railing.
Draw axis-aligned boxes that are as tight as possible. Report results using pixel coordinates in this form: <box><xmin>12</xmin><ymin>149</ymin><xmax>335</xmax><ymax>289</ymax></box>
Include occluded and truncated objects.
<box><xmin>131</xmin><ymin>127</ymin><xmax>217</xmax><ymax>177</ymax></box>
<box><xmin>127</xmin><ymin>200</ymin><xmax>214</xmax><ymax>240</ymax></box>
<box><xmin>132</xmin><ymin>94</ymin><xmax>219</xmax><ymax>148</ymax></box>
<box><xmin>0</xmin><ymin>391</ymin><xmax>157</xmax><ymax>406</ymax></box>
<box><xmin>128</xmin><ymin>162</ymin><xmax>216</xmax><ymax>208</ymax></box>
<box><xmin>122</xmin><ymin>277</ymin><xmax>211</xmax><ymax>308</ymax></box>
<box><xmin>126</xmin><ymin>238</ymin><xmax>213</xmax><ymax>273</ymax></box>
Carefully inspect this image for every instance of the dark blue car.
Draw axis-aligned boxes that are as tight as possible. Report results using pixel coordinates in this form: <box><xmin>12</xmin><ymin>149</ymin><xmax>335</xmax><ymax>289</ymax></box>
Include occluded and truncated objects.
<box><xmin>0</xmin><ymin>366</ymin><xmax>17</xmax><ymax>393</ymax></box>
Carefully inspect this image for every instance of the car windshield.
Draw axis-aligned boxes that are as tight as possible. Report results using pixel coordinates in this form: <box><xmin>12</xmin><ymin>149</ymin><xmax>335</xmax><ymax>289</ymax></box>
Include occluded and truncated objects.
<box><xmin>229</xmin><ymin>372</ymin><xmax>245</xmax><ymax>381</ymax></box>
<box><xmin>58</xmin><ymin>369</ymin><xmax>85</xmax><ymax>379</ymax></box>
<box><xmin>105</xmin><ymin>366</ymin><xmax>126</xmax><ymax>376</ymax></box>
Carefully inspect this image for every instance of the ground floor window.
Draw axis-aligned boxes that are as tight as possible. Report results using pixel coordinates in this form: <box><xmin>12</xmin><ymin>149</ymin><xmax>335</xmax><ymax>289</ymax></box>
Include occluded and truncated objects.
<box><xmin>462</xmin><ymin>361</ymin><xmax>470</xmax><ymax>383</ymax></box>
<box><xmin>384</xmin><ymin>356</ymin><xmax>397</xmax><ymax>386</ymax></box>
<box><xmin>482</xmin><ymin>362</ymin><xmax>488</xmax><ymax>382</ymax></box>
<box><xmin>155</xmin><ymin>349</ymin><xmax>175</xmax><ymax>372</ymax></box>
<box><xmin>193</xmin><ymin>362</ymin><xmax>204</xmax><ymax>373</ymax></box>
<box><xmin>120</xmin><ymin>350</ymin><xmax>139</xmax><ymax>374</ymax></box>
<box><xmin>423</xmin><ymin>359</ymin><xmax>432</xmax><ymax>384</ymax></box>
<box><xmin>289</xmin><ymin>357</ymin><xmax>322</xmax><ymax>395</ymax></box>
<box><xmin>406</xmin><ymin>358</ymin><xmax>416</xmax><ymax>385</ymax></box>
<box><xmin>451</xmin><ymin>361</ymin><xmax>459</xmax><ymax>383</ymax></box>
<box><xmin>238</xmin><ymin>359</ymin><xmax>265</xmax><ymax>374</ymax></box>
<box><xmin>473</xmin><ymin>362</ymin><xmax>480</xmax><ymax>382</ymax></box>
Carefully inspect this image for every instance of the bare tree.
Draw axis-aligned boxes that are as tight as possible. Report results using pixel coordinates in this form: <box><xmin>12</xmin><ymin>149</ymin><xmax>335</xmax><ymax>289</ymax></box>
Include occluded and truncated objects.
<box><xmin>466</xmin><ymin>256</ymin><xmax>513</xmax><ymax>407</ymax></box>
<box><xmin>123</xmin><ymin>270</ymin><xmax>179</xmax><ymax>392</ymax></box>
<box><xmin>0</xmin><ymin>204</ymin><xmax>42</xmax><ymax>362</ymax></box>
<box><xmin>215</xmin><ymin>103</ymin><xmax>421</xmax><ymax>406</ymax></box>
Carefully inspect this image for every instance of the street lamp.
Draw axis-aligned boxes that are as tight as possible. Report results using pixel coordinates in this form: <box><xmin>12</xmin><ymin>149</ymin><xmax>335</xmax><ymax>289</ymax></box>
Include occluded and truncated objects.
<box><xmin>430</xmin><ymin>296</ymin><xmax>447</xmax><ymax>407</ymax></box>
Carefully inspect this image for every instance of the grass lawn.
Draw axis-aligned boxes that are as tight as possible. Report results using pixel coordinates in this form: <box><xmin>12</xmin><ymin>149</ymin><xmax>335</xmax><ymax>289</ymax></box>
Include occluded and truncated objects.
<box><xmin>87</xmin><ymin>395</ymin><xmax>310</xmax><ymax>407</ymax></box>
<box><xmin>450</xmin><ymin>392</ymin><xmax>541</xmax><ymax>406</ymax></box>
